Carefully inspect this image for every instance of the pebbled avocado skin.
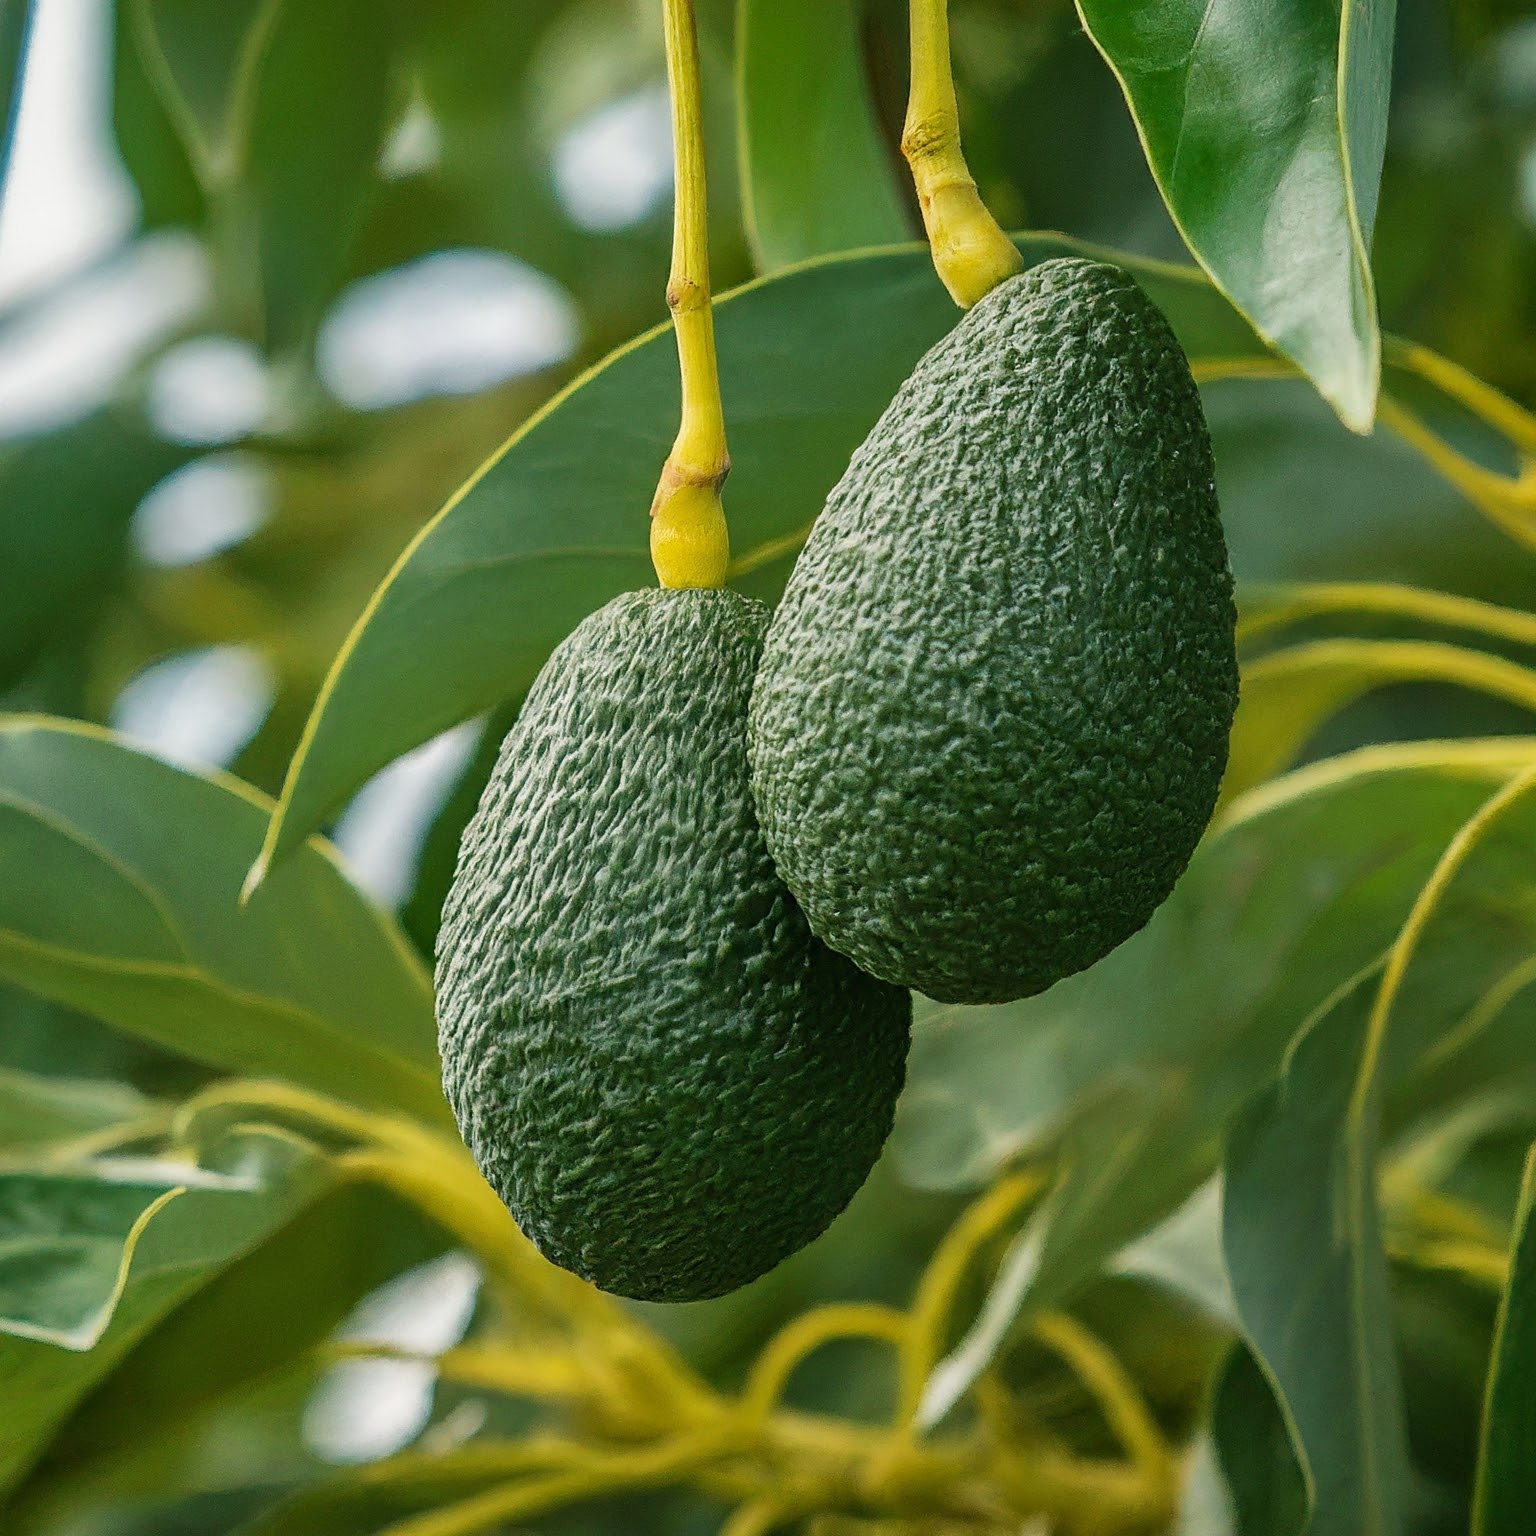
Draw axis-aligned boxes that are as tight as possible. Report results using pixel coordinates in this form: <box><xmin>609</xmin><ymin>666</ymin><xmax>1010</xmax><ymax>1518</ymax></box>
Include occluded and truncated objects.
<box><xmin>748</xmin><ymin>258</ymin><xmax>1238</xmax><ymax>1006</ymax></box>
<box><xmin>435</xmin><ymin>588</ymin><xmax>912</xmax><ymax>1303</ymax></box>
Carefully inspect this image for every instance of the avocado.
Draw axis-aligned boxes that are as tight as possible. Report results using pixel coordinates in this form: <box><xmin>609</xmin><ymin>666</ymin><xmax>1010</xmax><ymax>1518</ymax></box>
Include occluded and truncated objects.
<box><xmin>748</xmin><ymin>258</ymin><xmax>1237</xmax><ymax>1006</ymax></box>
<box><xmin>435</xmin><ymin>588</ymin><xmax>912</xmax><ymax>1302</ymax></box>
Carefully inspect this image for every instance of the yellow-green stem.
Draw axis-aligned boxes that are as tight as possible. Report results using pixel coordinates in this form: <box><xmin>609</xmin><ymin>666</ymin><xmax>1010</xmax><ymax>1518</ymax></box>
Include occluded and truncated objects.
<box><xmin>902</xmin><ymin>0</ymin><xmax>1023</xmax><ymax>307</ymax></box>
<box><xmin>650</xmin><ymin>0</ymin><xmax>729</xmax><ymax>589</ymax></box>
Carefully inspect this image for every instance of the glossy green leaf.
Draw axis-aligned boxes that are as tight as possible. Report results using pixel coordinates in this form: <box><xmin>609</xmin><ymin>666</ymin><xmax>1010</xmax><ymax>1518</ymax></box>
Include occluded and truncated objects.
<box><xmin>0</xmin><ymin>718</ymin><xmax>444</xmax><ymax>1125</ymax></box>
<box><xmin>1223</xmin><ymin>972</ymin><xmax>1410</xmax><ymax>1536</ymax></box>
<box><xmin>1471</xmin><ymin>1143</ymin><xmax>1536</xmax><ymax>1533</ymax></box>
<box><xmin>252</xmin><ymin>234</ymin><xmax>1535</xmax><ymax>881</ymax></box>
<box><xmin>250</xmin><ymin>238</ymin><xmax>1278</xmax><ymax>881</ymax></box>
<box><xmin>1077</xmin><ymin>0</ymin><xmax>1396</xmax><ymax>430</ymax></box>
<box><xmin>0</xmin><ymin>1068</ymin><xmax>160</xmax><ymax>1154</ymax></box>
<box><xmin>736</xmin><ymin>0</ymin><xmax>910</xmax><ymax>269</ymax></box>
<box><xmin>901</xmin><ymin>740</ymin><xmax>1536</xmax><ymax>1414</ymax></box>
<box><xmin>0</xmin><ymin>1126</ymin><xmax>329</xmax><ymax>1497</ymax></box>
<box><xmin>1223</xmin><ymin>639</ymin><xmax>1536</xmax><ymax>806</ymax></box>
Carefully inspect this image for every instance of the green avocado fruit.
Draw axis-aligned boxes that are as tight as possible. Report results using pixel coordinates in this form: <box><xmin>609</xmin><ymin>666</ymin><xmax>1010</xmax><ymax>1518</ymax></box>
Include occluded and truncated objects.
<box><xmin>435</xmin><ymin>587</ymin><xmax>912</xmax><ymax>1303</ymax></box>
<box><xmin>748</xmin><ymin>257</ymin><xmax>1238</xmax><ymax>1006</ymax></box>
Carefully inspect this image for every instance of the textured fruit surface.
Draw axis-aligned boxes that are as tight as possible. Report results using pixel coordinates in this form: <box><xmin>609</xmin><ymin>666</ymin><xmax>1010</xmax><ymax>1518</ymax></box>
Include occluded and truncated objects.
<box><xmin>435</xmin><ymin>588</ymin><xmax>912</xmax><ymax>1303</ymax></box>
<box><xmin>749</xmin><ymin>257</ymin><xmax>1238</xmax><ymax>1006</ymax></box>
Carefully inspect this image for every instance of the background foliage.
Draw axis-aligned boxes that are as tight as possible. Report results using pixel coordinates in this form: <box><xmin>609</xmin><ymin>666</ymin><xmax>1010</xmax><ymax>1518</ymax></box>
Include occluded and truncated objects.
<box><xmin>4</xmin><ymin>0</ymin><xmax>1536</xmax><ymax>1532</ymax></box>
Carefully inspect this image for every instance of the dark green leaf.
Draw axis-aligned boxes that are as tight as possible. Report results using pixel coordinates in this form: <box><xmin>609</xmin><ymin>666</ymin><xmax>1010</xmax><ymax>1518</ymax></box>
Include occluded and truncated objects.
<box><xmin>0</xmin><ymin>411</ymin><xmax>188</xmax><ymax>688</ymax></box>
<box><xmin>0</xmin><ymin>0</ymin><xmax>35</xmax><ymax>191</ymax></box>
<box><xmin>1076</xmin><ymin>0</ymin><xmax>1396</xmax><ymax>430</ymax></box>
<box><xmin>242</xmin><ymin>0</ymin><xmax>408</xmax><ymax>356</ymax></box>
<box><xmin>1211</xmin><ymin>1344</ymin><xmax>1310</xmax><ymax>1536</ymax></box>
<box><xmin>128</xmin><ymin>0</ymin><xmax>271</xmax><ymax>176</ymax></box>
<box><xmin>1471</xmin><ymin>1142</ymin><xmax>1536</xmax><ymax>1534</ymax></box>
<box><xmin>1223</xmin><ymin>972</ymin><xmax>1410</xmax><ymax>1536</ymax></box>
<box><xmin>0</xmin><ymin>718</ymin><xmax>445</xmax><ymax>1125</ymax></box>
<box><xmin>113</xmin><ymin>0</ymin><xmax>210</xmax><ymax>230</ymax></box>
<box><xmin>1223</xmin><ymin>638</ymin><xmax>1536</xmax><ymax>808</ymax></box>
<box><xmin>737</xmin><ymin>0</ymin><xmax>910</xmax><ymax>269</ymax></box>
<box><xmin>399</xmin><ymin>702</ymin><xmax>518</xmax><ymax>960</ymax></box>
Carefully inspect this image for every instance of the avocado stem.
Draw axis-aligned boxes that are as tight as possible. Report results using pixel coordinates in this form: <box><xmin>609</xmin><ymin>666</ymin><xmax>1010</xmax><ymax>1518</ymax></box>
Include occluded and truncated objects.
<box><xmin>651</xmin><ymin>0</ymin><xmax>730</xmax><ymax>590</ymax></box>
<box><xmin>902</xmin><ymin>0</ymin><xmax>1024</xmax><ymax>308</ymax></box>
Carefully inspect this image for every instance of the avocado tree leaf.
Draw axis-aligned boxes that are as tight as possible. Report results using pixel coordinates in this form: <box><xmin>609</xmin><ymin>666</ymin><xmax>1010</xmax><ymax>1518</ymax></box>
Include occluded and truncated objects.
<box><xmin>736</xmin><ymin>0</ymin><xmax>911</xmax><ymax>269</ymax></box>
<box><xmin>0</xmin><ymin>717</ymin><xmax>445</xmax><ymax>1126</ymax></box>
<box><xmin>1076</xmin><ymin>0</ymin><xmax>1396</xmax><ymax>431</ymax></box>
<box><xmin>127</xmin><ymin>0</ymin><xmax>410</xmax><ymax>354</ymax></box>
<box><xmin>1472</xmin><ymin>1142</ymin><xmax>1536</xmax><ymax>1534</ymax></box>
<box><xmin>1225</xmin><ymin>758</ymin><xmax>1536</xmax><ymax>1536</ymax></box>
<box><xmin>0</xmin><ymin>1067</ymin><xmax>162</xmax><ymax>1154</ymax></box>
<box><xmin>1222</xmin><ymin>970</ymin><xmax>1410</xmax><ymax>1536</ymax></box>
<box><xmin>0</xmin><ymin>0</ymin><xmax>35</xmax><ymax>190</ymax></box>
<box><xmin>902</xmin><ymin>739</ymin><xmax>1536</xmax><ymax>1418</ymax></box>
<box><xmin>1210</xmin><ymin>1344</ymin><xmax>1311</xmax><ymax>1536</ymax></box>
<box><xmin>6</xmin><ymin>1184</ymin><xmax>447</xmax><ymax>1526</ymax></box>
<box><xmin>240</xmin><ymin>0</ymin><xmax>408</xmax><ymax>356</ymax></box>
<box><xmin>247</xmin><ymin>238</ymin><xmax>1278</xmax><ymax>882</ymax></box>
<box><xmin>126</xmin><ymin>0</ymin><xmax>272</xmax><ymax>177</ymax></box>
<box><xmin>1222</xmin><ymin>639</ymin><xmax>1536</xmax><ymax>808</ymax></box>
<box><xmin>0</xmin><ymin>410</ymin><xmax>189</xmax><ymax>689</ymax></box>
<box><xmin>0</xmin><ymin>1125</ymin><xmax>332</xmax><ymax>1499</ymax></box>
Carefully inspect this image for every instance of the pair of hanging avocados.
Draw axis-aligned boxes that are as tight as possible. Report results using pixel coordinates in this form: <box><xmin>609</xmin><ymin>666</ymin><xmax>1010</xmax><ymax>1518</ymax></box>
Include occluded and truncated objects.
<box><xmin>434</xmin><ymin>256</ymin><xmax>1240</xmax><ymax>1303</ymax></box>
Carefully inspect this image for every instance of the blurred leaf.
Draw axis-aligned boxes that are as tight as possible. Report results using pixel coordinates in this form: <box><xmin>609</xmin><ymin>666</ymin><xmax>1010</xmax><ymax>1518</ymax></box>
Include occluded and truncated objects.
<box><xmin>129</xmin><ymin>0</ymin><xmax>410</xmax><ymax>353</ymax></box>
<box><xmin>1471</xmin><ymin>1142</ymin><xmax>1536</xmax><ymax>1535</ymax></box>
<box><xmin>0</xmin><ymin>1067</ymin><xmax>161</xmax><ymax>1153</ymax></box>
<box><xmin>249</xmin><ymin>236</ymin><xmax>1281</xmax><ymax>879</ymax></box>
<box><xmin>0</xmin><ymin>718</ymin><xmax>444</xmax><ymax>1125</ymax></box>
<box><xmin>736</xmin><ymin>0</ymin><xmax>910</xmax><ymax>269</ymax></box>
<box><xmin>113</xmin><ymin>1</ymin><xmax>207</xmax><ymax>231</ymax></box>
<box><xmin>0</xmin><ymin>1126</ymin><xmax>330</xmax><ymax>1497</ymax></box>
<box><xmin>1237</xmin><ymin>583</ymin><xmax>1536</xmax><ymax>650</ymax></box>
<box><xmin>1211</xmin><ymin>1344</ymin><xmax>1310</xmax><ymax>1536</ymax></box>
<box><xmin>1077</xmin><ymin>0</ymin><xmax>1395</xmax><ymax>430</ymax></box>
<box><xmin>231</xmin><ymin>1447</ymin><xmax>524</xmax><ymax>1536</ymax></box>
<box><xmin>242</xmin><ymin>0</ymin><xmax>408</xmax><ymax>356</ymax></box>
<box><xmin>0</xmin><ymin>410</ymin><xmax>189</xmax><ymax>688</ymax></box>
<box><xmin>1206</xmin><ymin>378</ymin><xmax>1533</xmax><ymax>611</ymax></box>
<box><xmin>902</xmin><ymin>740</ymin><xmax>1536</xmax><ymax>1412</ymax></box>
<box><xmin>0</xmin><ymin>0</ymin><xmax>34</xmax><ymax>190</ymax></box>
<box><xmin>1223</xmin><ymin>639</ymin><xmax>1536</xmax><ymax>807</ymax></box>
<box><xmin>1223</xmin><ymin>971</ymin><xmax>1410</xmax><ymax>1536</ymax></box>
<box><xmin>128</xmin><ymin>0</ymin><xmax>272</xmax><ymax>175</ymax></box>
